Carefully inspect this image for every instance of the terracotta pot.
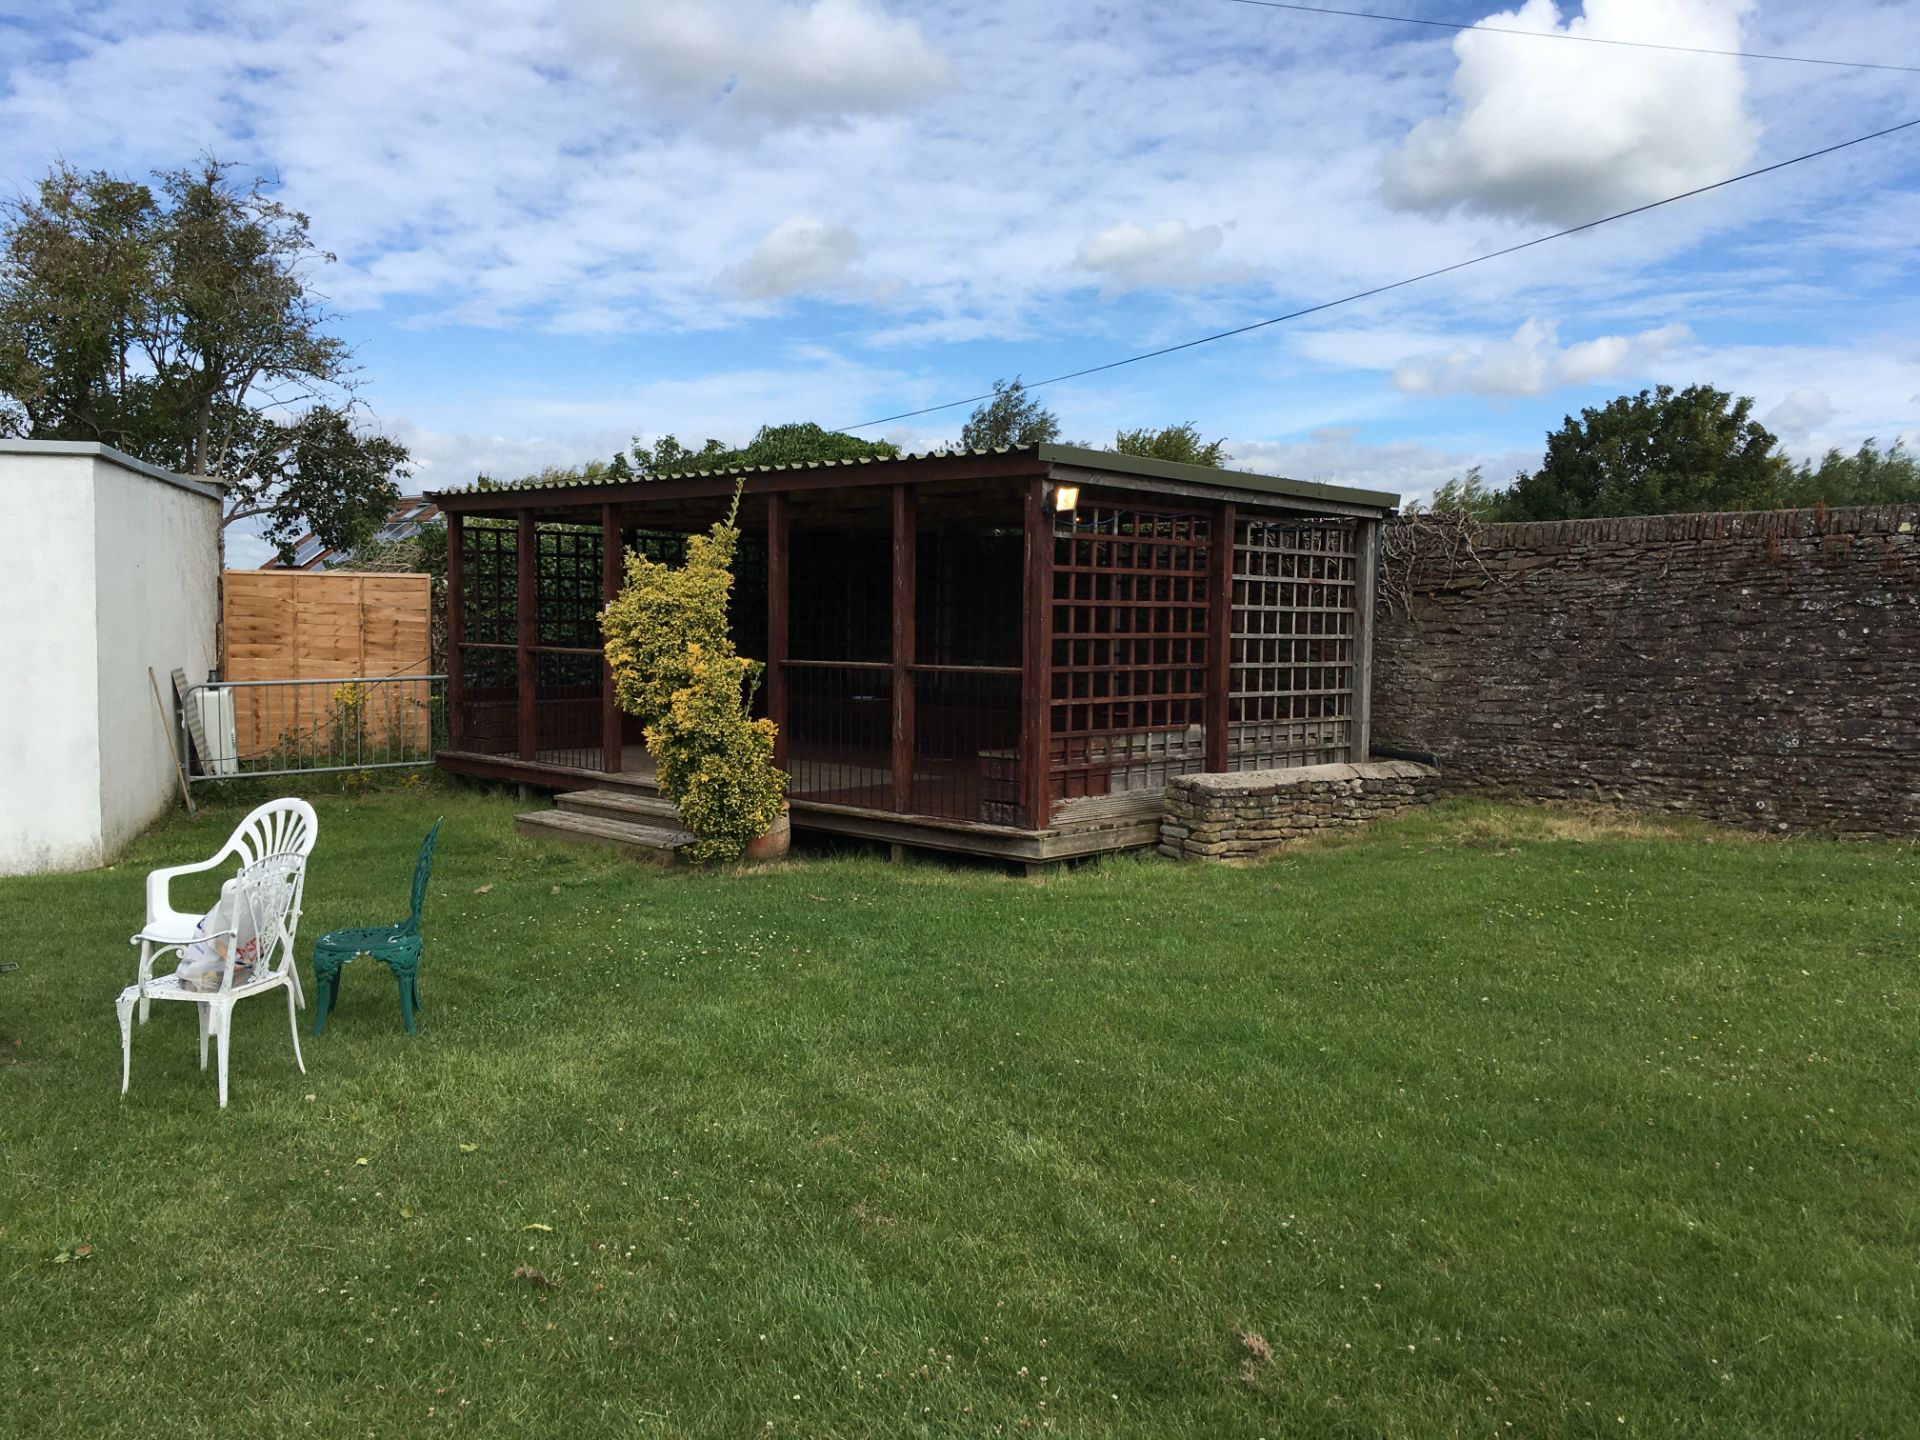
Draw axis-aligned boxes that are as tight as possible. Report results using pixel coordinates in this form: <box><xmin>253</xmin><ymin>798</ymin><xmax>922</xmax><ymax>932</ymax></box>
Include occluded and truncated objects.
<box><xmin>742</xmin><ymin>810</ymin><xmax>791</xmax><ymax>862</ymax></box>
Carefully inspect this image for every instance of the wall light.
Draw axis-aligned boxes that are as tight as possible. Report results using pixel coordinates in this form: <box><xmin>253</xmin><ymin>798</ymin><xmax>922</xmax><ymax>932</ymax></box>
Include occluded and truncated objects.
<box><xmin>1052</xmin><ymin>483</ymin><xmax>1080</xmax><ymax>513</ymax></box>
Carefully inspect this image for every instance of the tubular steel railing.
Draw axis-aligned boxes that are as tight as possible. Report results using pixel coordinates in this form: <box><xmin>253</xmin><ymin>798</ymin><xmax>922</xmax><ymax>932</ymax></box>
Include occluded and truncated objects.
<box><xmin>779</xmin><ymin>660</ymin><xmax>1026</xmax><ymax>824</ymax></box>
<box><xmin>179</xmin><ymin>675</ymin><xmax>447</xmax><ymax>785</ymax></box>
<box><xmin>782</xmin><ymin>660</ymin><xmax>893</xmax><ymax>809</ymax></box>
<box><xmin>908</xmin><ymin>665</ymin><xmax>1022</xmax><ymax>824</ymax></box>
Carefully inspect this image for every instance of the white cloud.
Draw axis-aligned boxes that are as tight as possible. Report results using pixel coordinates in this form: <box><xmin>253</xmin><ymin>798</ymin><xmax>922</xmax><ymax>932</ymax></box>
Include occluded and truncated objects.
<box><xmin>1688</xmin><ymin>342</ymin><xmax>1920</xmax><ymax>461</ymax></box>
<box><xmin>1073</xmin><ymin>219</ymin><xmax>1242</xmax><ymax>299</ymax></box>
<box><xmin>1392</xmin><ymin>317</ymin><xmax>1691</xmax><ymax>396</ymax></box>
<box><xmin>1229</xmin><ymin>428</ymin><xmax>1539</xmax><ymax>510</ymax></box>
<box><xmin>1764</xmin><ymin>386</ymin><xmax>1834</xmax><ymax>439</ymax></box>
<box><xmin>0</xmin><ymin>0</ymin><xmax>1911</xmax><ymax>485</ymax></box>
<box><xmin>363</xmin><ymin>345</ymin><xmax>918</xmax><ymax>494</ymax></box>
<box><xmin>1383</xmin><ymin>0</ymin><xmax>1760</xmax><ymax>224</ymax></box>
<box><xmin>1552</xmin><ymin>334</ymin><xmax>1635</xmax><ymax>385</ymax></box>
<box><xmin>572</xmin><ymin>0</ymin><xmax>953</xmax><ymax>125</ymax></box>
<box><xmin>722</xmin><ymin>216</ymin><xmax>863</xmax><ymax>299</ymax></box>
<box><xmin>385</xmin><ymin>420</ymin><xmax>630</xmax><ymax>491</ymax></box>
<box><xmin>1394</xmin><ymin>317</ymin><xmax>1556</xmax><ymax>397</ymax></box>
<box><xmin>0</xmin><ymin>0</ymin><xmax>1834</xmax><ymax>349</ymax></box>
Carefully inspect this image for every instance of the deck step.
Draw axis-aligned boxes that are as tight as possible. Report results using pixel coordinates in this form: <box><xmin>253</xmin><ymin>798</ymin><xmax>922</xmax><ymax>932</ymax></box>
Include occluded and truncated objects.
<box><xmin>555</xmin><ymin>788</ymin><xmax>684</xmax><ymax>826</ymax></box>
<box><xmin>513</xmin><ymin>807</ymin><xmax>694</xmax><ymax>862</ymax></box>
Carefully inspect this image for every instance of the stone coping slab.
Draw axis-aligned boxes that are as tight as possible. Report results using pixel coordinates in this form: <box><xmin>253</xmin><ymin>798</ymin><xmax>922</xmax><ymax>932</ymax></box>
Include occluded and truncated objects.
<box><xmin>1172</xmin><ymin>759</ymin><xmax>1439</xmax><ymax>794</ymax></box>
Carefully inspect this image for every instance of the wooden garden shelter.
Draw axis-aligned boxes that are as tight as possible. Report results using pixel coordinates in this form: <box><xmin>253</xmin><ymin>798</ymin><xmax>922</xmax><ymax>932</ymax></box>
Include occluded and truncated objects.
<box><xmin>431</xmin><ymin>445</ymin><xmax>1398</xmax><ymax>862</ymax></box>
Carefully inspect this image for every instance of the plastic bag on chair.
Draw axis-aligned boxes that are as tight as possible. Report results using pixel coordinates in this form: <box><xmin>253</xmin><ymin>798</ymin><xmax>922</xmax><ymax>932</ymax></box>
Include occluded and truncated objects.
<box><xmin>175</xmin><ymin>882</ymin><xmax>259</xmax><ymax>992</ymax></box>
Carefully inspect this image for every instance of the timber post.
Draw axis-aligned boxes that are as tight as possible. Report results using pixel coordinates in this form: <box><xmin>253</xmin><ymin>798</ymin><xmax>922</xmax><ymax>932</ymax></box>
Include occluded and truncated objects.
<box><xmin>600</xmin><ymin>503</ymin><xmax>622</xmax><ymax>772</ymax></box>
<box><xmin>515</xmin><ymin>508</ymin><xmax>537</xmax><ymax>762</ymax></box>
<box><xmin>1352</xmin><ymin>516</ymin><xmax>1379</xmax><ymax>762</ymax></box>
<box><xmin>891</xmin><ymin>484</ymin><xmax>916</xmax><ymax>813</ymax></box>
<box><xmin>1020</xmin><ymin>476</ymin><xmax>1052</xmax><ymax>830</ymax></box>
<box><xmin>1205</xmin><ymin>500</ymin><xmax>1236</xmax><ymax>772</ymax></box>
<box><xmin>766</xmin><ymin>491</ymin><xmax>790</xmax><ymax>772</ymax></box>
<box><xmin>445</xmin><ymin>511</ymin><xmax>465</xmax><ymax>752</ymax></box>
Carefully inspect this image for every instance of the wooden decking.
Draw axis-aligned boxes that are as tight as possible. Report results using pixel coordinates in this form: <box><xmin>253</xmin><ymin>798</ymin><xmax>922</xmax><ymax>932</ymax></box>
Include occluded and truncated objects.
<box><xmin>436</xmin><ymin>748</ymin><xmax>1165</xmax><ymax>864</ymax></box>
<box><xmin>513</xmin><ymin>788</ymin><xmax>695</xmax><ymax>862</ymax></box>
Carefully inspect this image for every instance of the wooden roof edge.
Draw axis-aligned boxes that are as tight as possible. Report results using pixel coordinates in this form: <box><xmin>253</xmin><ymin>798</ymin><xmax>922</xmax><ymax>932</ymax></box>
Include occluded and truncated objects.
<box><xmin>1038</xmin><ymin>444</ymin><xmax>1399</xmax><ymax>514</ymax></box>
<box><xmin>429</xmin><ymin>444</ymin><xmax>1399</xmax><ymax>517</ymax></box>
<box><xmin>429</xmin><ymin>448</ymin><xmax>1051</xmax><ymax>514</ymax></box>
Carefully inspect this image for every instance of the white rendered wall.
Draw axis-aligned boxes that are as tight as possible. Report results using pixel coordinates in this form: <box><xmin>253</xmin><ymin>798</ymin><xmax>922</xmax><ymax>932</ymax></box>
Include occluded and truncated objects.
<box><xmin>93</xmin><ymin>456</ymin><xmax>220</xmax><ymax>857</ymax></box>
<box><xmin>0</xmin><ymin>451</ymin><xmax>105</xmax><ymax>874</ymax></box>
<box><xmin>0</xmin><ymin>444</ymin><xmax>221</xmax><ymax>875</ymax></box>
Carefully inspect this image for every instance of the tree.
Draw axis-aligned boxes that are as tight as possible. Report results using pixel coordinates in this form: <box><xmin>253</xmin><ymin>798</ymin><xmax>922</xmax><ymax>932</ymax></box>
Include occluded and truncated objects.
<box><xmin>1112</xmin><ymin>421</ymin><xmax>1228</xmax><ymax>467</ymax></box>
<box><xmin>373</xmin><ymin>517</ymin><xmax>446</xmax><ymax>585</ymax></box>
<box><xmin>493</xmin><ymin>459</ymin><xmax>626</xmax><ymax>489</ymax></box>
<box><xmin>1778</xmin><ymin>438</ymin><xmax>1920</xmax><ymax>508</ymax></box>
<box><xmin>1406</xmin><ymin>466</ymin><xmax>1498</xmax><ymax>521</ymax></box>
<box><xmin>1491</xmin><ymin>384</ymin><xmax>1786</xmax><ymax>521</ymax></box>
<box><xmin>617</xmin><ymin>421</ymin><xmax>898</xmax><ymax>478</ymax></box>
<box><xmin>626</xmin><ymin>434</ymin><xmax>729</xmax><ymax>476</ymax></box>
<box><xmin>0</xmin><ymin>159</ymin><xmax>408</xmax><ymax>563</ymax></box>
<box><xmin>0</xmin><ymin>164</ymin><xmax>153</xmax><ymax>447</ymax></box>
<box><xmin>958</xmin><ymin>378</ymin><xmax>1059</xmax><ymax>450</ymax></box>
<box><xmin>601</xmin><ymin>487</ymin><xmax>786</xmax><ymax>862</ymax></box>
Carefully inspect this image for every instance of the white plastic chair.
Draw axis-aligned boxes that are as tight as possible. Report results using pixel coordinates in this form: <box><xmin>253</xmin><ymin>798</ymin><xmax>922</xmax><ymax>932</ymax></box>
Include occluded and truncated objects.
<box><xmin>131</xmin><ymin>798</ymin><xmax>317</xmax><ymax>1022</ymax></box>
<box><xmin>117</xmin><ymin>852</ymin><xmax>309</xmax><ymax>1107</ymax></box>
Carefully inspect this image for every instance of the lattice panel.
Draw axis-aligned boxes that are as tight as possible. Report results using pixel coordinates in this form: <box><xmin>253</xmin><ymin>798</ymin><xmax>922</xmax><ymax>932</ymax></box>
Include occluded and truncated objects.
<box><xmin>461</xmin><ymin>521</ymin><xmax>518</xmax><ymax>645</ymax></box>
<box><xmin>455</xmin><ymin>644</ymin><xmax>516</xmax><ymax>755</ymax></box>
<box><xmin>1049</xmin><ymin>504</ymin><xmax>1213</xmax><ymax>800</ymax></box>
<box><xmin>730</xmin><ymin>529</ymin><xmax>769</xmax><ymax>664</ymax></box>
<box><xmin>1229</xmin><ymin>517</ymin><xmax>1358</xmax><ymax>768</ymax></box>
<box><xmin>625</xmin><ymin>530</ymin><xmax>690</xmax><ymax>567</ymax></box>
<box><xmin>536</xmin><ymin>526</ymin><xmax>604</xmax><ymax>649</ymax></box>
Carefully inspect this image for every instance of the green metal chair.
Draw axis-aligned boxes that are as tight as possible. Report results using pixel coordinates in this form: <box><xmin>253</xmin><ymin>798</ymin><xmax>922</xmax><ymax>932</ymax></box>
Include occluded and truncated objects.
<box><xmin>310</xmin><ymin>819</ymin><xmax>441</xmax><ymax>1037</ymax></box>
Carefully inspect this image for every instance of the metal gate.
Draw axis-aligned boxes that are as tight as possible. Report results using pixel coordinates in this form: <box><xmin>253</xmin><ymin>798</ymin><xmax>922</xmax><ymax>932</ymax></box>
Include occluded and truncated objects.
<box><xmin>179</xmin><ymin>674</ymin><xmax>447</xmax><ymax>785</ymax></box>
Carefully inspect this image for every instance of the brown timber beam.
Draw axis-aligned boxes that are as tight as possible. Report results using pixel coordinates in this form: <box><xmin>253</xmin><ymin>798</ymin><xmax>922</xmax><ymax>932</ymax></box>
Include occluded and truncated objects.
<box><xmin>1020</xmin><ymin>477</ymin><xmax>1053</xmax><ymax>830</ymax></box>
<box><xmin>600</xmin><ymin>503</ymin><xmax>622</xmax><ymax>773</ymax></box>
<box><xmin>1352</xmin><ymin>516</ymin><xmax>1379</xmax><ymax>762</ymax></box>
<box><xmin>891</xmin><ymin>484</ymin><xmax>916</xmax><ymax>814</ymax></box>
<box><xmin>1044</xmin><ymin>464</ymin><xmax>1387</xmax><ymax>520</ymax></box>
<box><xmin>1205</xmin><ymin>500</ymin><xmax>1236</xmax><ymax>772</ymax></box>
<box><xmin>445</xmin><ymin>511</ymin><xmax>465</xmax><ymax>752</ymax></box>
<box><xmin>767</xmin><ymin>490</ymin><xmax>790</xmax><ymax>771</ymax></box>
<box><xmin>516</xmin><ymin>508</ymin><xmax>537</xmax><ymax>762</ymax></box>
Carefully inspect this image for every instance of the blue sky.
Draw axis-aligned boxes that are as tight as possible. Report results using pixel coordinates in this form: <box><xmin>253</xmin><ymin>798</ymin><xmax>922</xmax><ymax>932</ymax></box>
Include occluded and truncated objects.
<box><xmin>2</xmin><ymin>0</ymin><xmax>1916</xmax><ymax>563</ymax></box>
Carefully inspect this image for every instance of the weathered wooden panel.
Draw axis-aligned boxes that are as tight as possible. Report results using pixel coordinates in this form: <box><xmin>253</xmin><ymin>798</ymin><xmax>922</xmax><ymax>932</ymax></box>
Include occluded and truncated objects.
<box><xmin>222</xmin><ymin>570</ymin><xmax>433</xmax><ymax>757</ymax></box>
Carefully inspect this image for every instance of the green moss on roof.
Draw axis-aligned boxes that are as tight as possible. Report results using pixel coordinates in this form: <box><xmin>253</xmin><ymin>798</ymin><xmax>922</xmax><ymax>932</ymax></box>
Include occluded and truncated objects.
<box><xmin>427</xmin><ymin>443</ymin><xmax>1399</xmax><ymax>512</ymax></box>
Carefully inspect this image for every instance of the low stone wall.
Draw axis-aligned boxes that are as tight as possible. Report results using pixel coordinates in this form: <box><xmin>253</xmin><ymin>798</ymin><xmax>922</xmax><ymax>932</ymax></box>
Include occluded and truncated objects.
<box><xmin>1158</xmin><ymin>760</ymin><xmax>1441</xmax><ymax>860</ymax></box>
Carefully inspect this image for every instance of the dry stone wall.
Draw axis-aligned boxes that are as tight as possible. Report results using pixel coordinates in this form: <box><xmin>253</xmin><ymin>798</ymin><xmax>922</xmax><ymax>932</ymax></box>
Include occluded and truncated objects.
<box><xmin>1159</xmin><ymin>761</ymin><xmax>1440</xmax><ymax>859</ymax></box>
<box><xmin>1372</xmin><ymin>505</ymin><xmax>1920</xmax><ymax>838</ymax></box>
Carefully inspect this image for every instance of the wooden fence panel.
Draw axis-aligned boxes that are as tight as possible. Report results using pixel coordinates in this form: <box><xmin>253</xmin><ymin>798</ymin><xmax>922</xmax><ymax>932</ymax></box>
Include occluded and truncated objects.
<box><xmin>222</xmin><ymin>571</ymin><xmax>433</xmax><ymax>758</ymax></box>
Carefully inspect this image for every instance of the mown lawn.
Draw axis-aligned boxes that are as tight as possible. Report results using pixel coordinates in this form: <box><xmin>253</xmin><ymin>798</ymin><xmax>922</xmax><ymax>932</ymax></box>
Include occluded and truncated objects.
<box><xmin>0</xmin><ymin>784</ymin><xmax>1915</xmax><ymax>1438</ymax></box>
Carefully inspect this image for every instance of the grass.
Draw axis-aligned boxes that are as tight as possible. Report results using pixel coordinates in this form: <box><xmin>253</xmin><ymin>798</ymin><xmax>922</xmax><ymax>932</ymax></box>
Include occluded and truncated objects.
<box><xmin>1</xmin><ymin>784</ymin><xmax>1915</xmax><ymax>1438</ymax></box>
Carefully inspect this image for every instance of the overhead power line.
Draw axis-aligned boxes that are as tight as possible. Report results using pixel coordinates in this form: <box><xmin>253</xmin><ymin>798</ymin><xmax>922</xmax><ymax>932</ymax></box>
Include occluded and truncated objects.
<box><xmin>844</xmin><ymin>117</ymin><xmax>1920</xmax><ymax>433</ymax></box>
<box><xmin>1225</xmin><ymin>0</ymin><xmax>1920</xmax><ymax>76</ymax></box>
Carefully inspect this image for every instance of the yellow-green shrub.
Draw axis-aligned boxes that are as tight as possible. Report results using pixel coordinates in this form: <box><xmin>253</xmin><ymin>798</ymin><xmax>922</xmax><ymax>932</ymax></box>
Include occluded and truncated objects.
<box><xmin>600</xmin><ymin>493</ymin><xmax>788</xmax><ymax>862</ymax></box>
<box><xmin>646</xmin><ymin>644</ymin><xmax>785</xmax><ymax>862</ymax></box>
<box><xmin>601</xmin><ymin>520</ymin><xmax>735</xmax><ymax>724</ymax></box>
